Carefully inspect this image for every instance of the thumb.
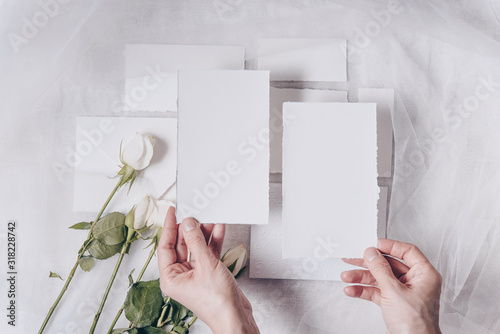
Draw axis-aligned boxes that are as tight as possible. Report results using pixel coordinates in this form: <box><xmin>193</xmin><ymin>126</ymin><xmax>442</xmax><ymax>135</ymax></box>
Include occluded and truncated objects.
<box><xmin>181</xmin><ymin>218</ymin><xmax>213</xmax><ymax>263</ymax></box>
<box><xmin>364</xmin><ymin>247</ymin><xmax>401</xmax><ymax>290</ymax></box>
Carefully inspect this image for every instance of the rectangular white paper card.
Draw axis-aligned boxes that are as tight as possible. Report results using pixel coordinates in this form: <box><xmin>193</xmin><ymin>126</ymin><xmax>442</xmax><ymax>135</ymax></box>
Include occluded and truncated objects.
<box><xmin>176</xmin><ymin>70</ymin><xmax>270</xmax><ymax>225</ymax></box>
<box><xmin>270</xmin><ymin>88</ymin><xmax>348</xmax><ymax>172</ymax></box>
<box><xmin>378</xmin><ymin>187</ymin><xmax>389</xmax><ymax>239</ymax></box>
<box><xmin>257</xmin><ymin>38</ymin><xmax>347</xmax><ymax>82</ymax></box>
<box><xmin>250</xmin><ymin>186</ymin><xmax>388</xmax><ymax>280</ymax></box>
<box><xmin>250</xmin><ymin>183</ymin><xmax>355</xmax><ymax>280</ymax></box>
<box><xmin>125</xmin><ymin>44</ymin><xmax>244</xmax><ymax>112</ymax></box>
<box><xmin>358</xmin><ymin>88</ymin><xmax>395</xmax><ymax>177</ymax></box>
<box><xmin>73</xmin><ymin>117</ymin><xmax>177</xmax><ymax>213</ymax></box>
<box><xmin>282</xmin><ymin>103</ymin><xmax>378</xmax><ymax>259</ymax></box>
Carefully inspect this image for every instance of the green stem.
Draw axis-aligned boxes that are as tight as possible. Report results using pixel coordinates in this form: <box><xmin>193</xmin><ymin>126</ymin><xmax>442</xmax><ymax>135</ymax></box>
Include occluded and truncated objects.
<box><xmin>187</xmin><ymin>315</ymin><xmax>198</xmax><ymax>327</ymax></box>
<box><xmin>107</xmin><ymin>244</ymin><xmax>157</xmax><ymax>333</ymax></box>
<box><xmin>39</xmin><ymin>179</ymin><xmax>123</xmax><ymax>334</ymax></box>
<box><xmin>89</xmin><ymin>242</ymin><xmax>129</xmax><ymax>334</ymax></box>
<box><xmin>156</xmin><ymin>301</ymin><xmax>170</xmax><ymax>328</ymax></box>
<box><xmin>95</xmin><ymin>179</ymin><xmax>123</xmax><ymax>228</ymax></box>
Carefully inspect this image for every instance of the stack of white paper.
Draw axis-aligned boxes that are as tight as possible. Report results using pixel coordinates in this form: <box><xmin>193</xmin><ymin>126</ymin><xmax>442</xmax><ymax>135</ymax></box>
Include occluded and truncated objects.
<box><xmin>124</xmin><ymin>44</ymin><xmax>244</xmax><ymax>112</ymax></box>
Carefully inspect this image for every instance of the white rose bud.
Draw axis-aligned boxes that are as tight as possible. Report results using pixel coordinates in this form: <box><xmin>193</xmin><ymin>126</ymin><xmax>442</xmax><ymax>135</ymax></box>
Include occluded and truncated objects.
<box><xmin>133</xmin><ymin>195</ymin><xmax>154</xmax><ymax>230</ymax></box>
<box><xmin>122</xmin><ymin>133</ymin><xmax>156</xmax><ymax>171</ymax></box>
<box><xmin>221</xmin><ymin>244</ymin><xmax>248</xmax><ymax>277</ymax></box>
<box><xmin>147</xmin><ymin>200</ymin><xmax>174</xmax><ymax>228</ymax></box>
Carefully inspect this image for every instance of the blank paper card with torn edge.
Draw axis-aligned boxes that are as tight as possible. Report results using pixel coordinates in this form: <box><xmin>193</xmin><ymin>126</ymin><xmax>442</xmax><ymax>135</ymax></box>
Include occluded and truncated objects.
<box><xmin>176</xmin><ymin>70</ymin><xmax>270</xmax><ymax>225</ymax></box>
<box><xmin>282</xmin><ymin>102</ymin><xmax>379</xmax><ymax>259</ymax></box>
<box><xmin>257</xmin><ymin>38</ymin><xmax>347</xmax><ymax>82</ymax></box>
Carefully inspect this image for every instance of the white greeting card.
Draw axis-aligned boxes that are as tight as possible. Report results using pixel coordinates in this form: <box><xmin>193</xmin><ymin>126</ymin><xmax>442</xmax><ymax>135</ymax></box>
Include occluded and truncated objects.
<box><xmin>378</xmin><ymin>187</ymin><xmax>389</xmax><ymax>238</ymax></box>
<box><xmin>257</xmin><ymin>38</ymin><xmax>347</xmax><ymax>81</ymax></box>
<box><xmin>358</xmin><ymin>88</ymin><xmax>395</xmax><ymax>178</ymax></box>
<box><xmin>176</xmin><ymin>70</ymin><xmax>270</xmax><ymax>225</ymax></box>
<box><xmin>250</xmin><ymin>185</ymin><xmax>388</xmax><ymax>280</ymax></box>
<box><xmin>73</xmin><ymin>117</ymin><xmax>177</xmax><ymax>213</ymax></box>
<box><xmin>282</xmin><ymin>103</ymin><xmax>378</xmax><ymax>259</ymax></box>
<box><xmin>124</xmin><ymin>44</ymin><xmax>244</xmax><ymax>112</ymax></box>
<box><xmin>269</xmin><ymin>88</ymin><xmax>348</xmax><ymax>172</ymax></box>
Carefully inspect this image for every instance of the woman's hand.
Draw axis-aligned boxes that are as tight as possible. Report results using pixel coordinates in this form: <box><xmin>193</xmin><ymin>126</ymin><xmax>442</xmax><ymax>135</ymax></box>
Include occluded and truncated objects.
<box><xmin>342</xmin><ymin>239</ymin><xmax>442</xmax><ymax>334</ymax></box>
<box><xmin>157</xmin><ymin>207</ymin><xmax>260</xmax><ymax>334</ymax></box>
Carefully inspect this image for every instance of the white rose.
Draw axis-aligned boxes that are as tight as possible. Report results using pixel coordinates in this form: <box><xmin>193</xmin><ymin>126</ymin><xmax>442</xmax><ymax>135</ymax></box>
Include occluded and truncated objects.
<box><xmin>147</xmin><ymin>200</ymin><xmax>174</xmax><ymax>228</ymax></box>
<box><xmin>122</xmin><ymin>133</ymin><xmax>156</xmax><ymax>170</ymax></box>
<box><xmin>133</xmin><ymin>195</ymin><xmax>155</xmax><ymax>230</ymax></box>
<box><xmin>221</xmin><ymin>244</ymin><xmax>248</xmax><ymax>277</ymax></box>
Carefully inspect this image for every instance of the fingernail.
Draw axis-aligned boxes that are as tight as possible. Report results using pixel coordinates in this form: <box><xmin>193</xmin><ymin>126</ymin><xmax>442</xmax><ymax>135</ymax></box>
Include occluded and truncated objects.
<box><xmin>364</xmin><ymin>247</ymin><xmax>379</xmax><ymax>262</ymax></box>
<box><xmin>183</xmin><ymin>218</ymin><xmax>197</xmax><ymax>232</ymax></box>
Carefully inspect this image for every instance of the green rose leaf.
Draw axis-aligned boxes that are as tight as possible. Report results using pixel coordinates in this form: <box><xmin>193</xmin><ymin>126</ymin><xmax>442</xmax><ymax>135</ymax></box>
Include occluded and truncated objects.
<box><xmin>128</xmin><ymin>269</ymin><xmax>135</xmax><ymax>287</ymax></box>
<box><xmin>169</xmin><ymin>299</ymin><xmax>191</xmax><ymax>324</ymax></box>
<box><xmin>69</xmin><ymin>222</ymin><xmax>91</xmax><ymax>230</ymax></box>
<box><xmin>93</xmin><ymin>212</ymin><xmax>126</xmax><ymax>245</ymax></box>
<box><xmin>49</xmin><ymin>271</ymin><xmax>63</xmax><ymax>280</ymax></box>
<box><xmin>78</xmin><ymin>256</ymin><xmax>95</xmax><ymax>272</ymax></box>
<box><xmin>124</xmin><ymin>279</ymin><xmax>163</xmax><ymax>328</ymax></box>
<box><xmin>88</xmin><ymin>239</ymin><xmax>123</xmax><ymax>260</ymax></box>
<box><xmin>138</xmin><ymin>327</ymin><xmax>165</xmax><ymax>334</ymax></box>
<box><xmin>110</xmin><ymin>329</ymin><xmax>139</xmax><ymax>334</ymax></box>
<box><xmin>171</xmin><ymin>326</ymin><xmax>188</xmax><ymax>334</ymax></box>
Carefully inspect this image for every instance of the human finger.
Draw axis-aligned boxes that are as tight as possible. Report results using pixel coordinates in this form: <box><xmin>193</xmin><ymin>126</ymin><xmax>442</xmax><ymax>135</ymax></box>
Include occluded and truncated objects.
<box><xmin>342</xmin><ymin>258</ymin><xmax>367</xmax><ymax>269</ymax></box>
<box><xmin>208</xmin><ymin>224</ymin><xmax>225</xmax><ymax>259</ymax></box>
<box><xmin>181</xmin><ymin>218</ymin><xmax>214</xmax><ymax>264</ymax></box>
<box><xmin>340</xmin><ymin>269</ymin><xmax>377</xmax><ymax>286</ymax></box>
<box><xmin>363</xmin><ymin>247</ymin><xmax>402</xmax><ymax>290</ymax></box>
<box><xmin>176</xmin><ymin>225</ymin><xmax>188</xmax><ymax>263</ymax></box>
<box><xmin>158</xmin><ymin>207</ymin><xmax>178</xmax><ymax>270</ymax></box>
<box><xmin>200</xmin><ymin>223</ymin><xmax>214</xmax><ymax>243</ymax></box>
<box><xmin>385</xmin><ymin>256</ymin><xmax>410</xmax><ymax>281</ymax></box>
<box><xmin>377</xmin><ymin>239</ymin><xmax>431</xmax><ymax>268</ymax></box>
<box><xmin>343</xmin><ymin>285</ymin><xmax>381</xmax><ymax>306</ymax></box>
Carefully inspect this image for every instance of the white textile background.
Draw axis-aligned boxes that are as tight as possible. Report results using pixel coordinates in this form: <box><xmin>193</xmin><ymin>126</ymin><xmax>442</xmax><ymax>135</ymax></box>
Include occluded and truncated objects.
<box><xmin>1</xmin><ymin>0</ymin><xmax>499</xmax><ymax>333</ymax></box>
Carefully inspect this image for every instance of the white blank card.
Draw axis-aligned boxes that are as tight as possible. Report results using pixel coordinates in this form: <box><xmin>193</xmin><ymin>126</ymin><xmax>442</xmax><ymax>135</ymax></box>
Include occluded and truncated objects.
<box><xmin>269</xmin><ymin>88</ymin><xmax>348</xmax><ymax>172</ymax></box>
<box><xmin>282</xmin><ymin>103</ymin><xmax>378</xmax><ymax>259</ymax></box>
<box><xmin>250</xmin><ymin>184</ymin><xmax>389</xmax><ymax>280</ymax></box>
<box><xmin>257</xmin><ymin>38</ymin><xmax>347</xmax><ymax>82</ymax></box>
<box><xmin>176</xmin><ymin>70</ymin><xmax>270</xmax><ymax>225</ymax></box>
<box><xmin>358</xmin><ymin>88</ymin><xmax>395</xmax><ymax>178</ymax></box>
<box><xmin>124</xmin><ymin>44</ymin><xmax>244</xmax><ymax>112</ymax></box>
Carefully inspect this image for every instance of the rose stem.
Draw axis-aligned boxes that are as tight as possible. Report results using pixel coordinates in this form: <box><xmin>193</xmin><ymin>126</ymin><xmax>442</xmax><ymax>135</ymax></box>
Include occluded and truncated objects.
<box><xmin>39</xmin><ymin>179</ymin><xmax>123</xmax><ymax>334</ymax></box>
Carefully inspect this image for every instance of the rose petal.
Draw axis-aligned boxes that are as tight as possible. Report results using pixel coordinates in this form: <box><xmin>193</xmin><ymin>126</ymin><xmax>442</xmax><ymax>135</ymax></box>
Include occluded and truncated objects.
<box><xmin>122</xmin><ymin>133</ymin><xmax>145</xmax><ymax>168</ymax></box>
<box><xmin>130</xmin><ymin>134</ymin><xmax>155</xmax><ymax>170</ymax></box>
<box><xmin>145</xmin><ymin>198</ymin><xmax>158</xmax><ymax>227</ymax></box>
<box><xmin>152</xmin><ymin>200</ymin><xmax>172</xmax><ymax>228</ymax></box>
<box><xmin>133</xmin><ymin>195</ymin><xmax>150</xmax><ymax>229</ymax></box>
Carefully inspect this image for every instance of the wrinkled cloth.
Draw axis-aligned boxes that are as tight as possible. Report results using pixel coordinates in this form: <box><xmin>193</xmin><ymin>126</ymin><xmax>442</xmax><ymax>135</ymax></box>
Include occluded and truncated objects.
<box><xmin>1</xmin><ymin>0</ymin><xmax>499</xmax><ymax>333</ymax></box>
